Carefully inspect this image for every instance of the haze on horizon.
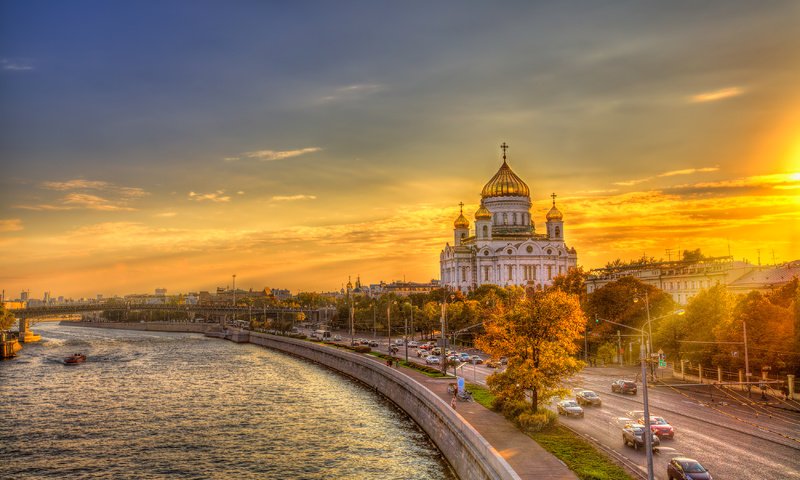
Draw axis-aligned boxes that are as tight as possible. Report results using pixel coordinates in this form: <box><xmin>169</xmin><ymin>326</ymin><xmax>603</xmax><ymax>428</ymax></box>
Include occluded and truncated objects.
<box><xmin>1</xmin><ymin>1</ymin><xmax>798</xmax><ymax>299</ymax></box>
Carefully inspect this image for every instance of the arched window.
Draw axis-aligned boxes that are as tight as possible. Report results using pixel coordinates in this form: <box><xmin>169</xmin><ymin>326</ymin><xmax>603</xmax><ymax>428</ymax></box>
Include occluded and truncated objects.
<box><xmin>503</xmin><ymin>213</ymin><xmax>508</xmax><ymax>225</ymax></box>
<box><xmin>482</xmin><ymin>225</ymin><xmax>488</xmax><ymax>237</ymax></box>
<box><xmin>555</xmin><ymin>226</ymin><xmax>561</xmax><ymax>237</ymax></box>
<box><xmin>512</xmin><ymin>212</ymin><xmax>517</xmax><ymax>225</ymax></box>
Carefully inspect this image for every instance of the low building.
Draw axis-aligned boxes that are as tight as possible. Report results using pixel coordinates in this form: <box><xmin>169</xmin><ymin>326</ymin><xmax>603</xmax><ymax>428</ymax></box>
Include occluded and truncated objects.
<box><xmin>587</xmin><ymin>257</ymin><xmax>799</xmax><ymax>304</ymax></box>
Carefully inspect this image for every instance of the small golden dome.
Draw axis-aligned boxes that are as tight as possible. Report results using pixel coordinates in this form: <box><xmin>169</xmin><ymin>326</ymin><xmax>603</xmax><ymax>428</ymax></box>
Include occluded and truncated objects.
<box><xmin>546</xmin><ymin>194</ymin><xmax>563</xmax><ymax>220</ymax></box>
<box><xmin>546</xmin><ymin>206</ymin><xmax>563</xmax><ymax>221</ymax></box>
<box><xmin>481</xmin><ymin>147</ymin><xmax>530</xmax><ymax>199</ymax></box>
<box><xmin>474</xmin><ymin>204</ymin><xmax>491</xmax><ymax>220</ymax></box>
<box><xmin>454</xmin><ymin>213</ymin><xmax>470</xmax><ymax>229</ymax></box>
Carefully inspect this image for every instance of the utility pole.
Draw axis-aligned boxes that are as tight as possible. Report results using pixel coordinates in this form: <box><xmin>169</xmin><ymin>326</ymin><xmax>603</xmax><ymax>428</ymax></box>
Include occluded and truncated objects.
<box><xmin>404</xmin><ymin>304</ymin><xmax>409</xmax><ymax>363</ymax></box>
<box><xmin>617</xmin><ymin>330</ymin><xmax>622</xmax><ymax>366</ymax></box>
<box><xmin>743</xmin><ymin>319</ymin><xmax>750</xmax><ymax>385</ymax></box>
<box><xmin>641</xmin><ymin>335</ymin><xmax>654</xmax><ymax>480</ymax></box>
<box><xmin>232</xmin><ymin>274</ymin><xmax>236</xmax><ymax>326</ymax></box>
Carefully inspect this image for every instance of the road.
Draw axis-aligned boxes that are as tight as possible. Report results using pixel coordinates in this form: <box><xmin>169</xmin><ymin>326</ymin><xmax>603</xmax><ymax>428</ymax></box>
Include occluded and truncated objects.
<box><xmin>324</xmin><ymin>331</ymin><xmax>800</xmax><ymax>479</ymax></box>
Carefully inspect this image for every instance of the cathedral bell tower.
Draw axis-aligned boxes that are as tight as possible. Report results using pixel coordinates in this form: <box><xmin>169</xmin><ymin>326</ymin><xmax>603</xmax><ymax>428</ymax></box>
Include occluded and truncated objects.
<box><xmin>453</xmin><ymin>202</ymin><xmax>470</xmax><ymax>246</ymax></box>
<box><xmin>474</xmin><ymin>201</ymin><xmax>492</xmax><ymax>240</ymax></box>
<box><xmin>546</xmin><ymin>193</ymin><xmax>564</xmax><ymax>241</ymax></box>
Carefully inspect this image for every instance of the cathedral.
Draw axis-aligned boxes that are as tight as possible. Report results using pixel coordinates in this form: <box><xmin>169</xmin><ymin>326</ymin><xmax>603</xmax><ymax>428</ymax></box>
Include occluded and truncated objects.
<box><xmin>440</xmin><ymin>143</ymin><xmax>578</xmax><ymax>292</ymax></box>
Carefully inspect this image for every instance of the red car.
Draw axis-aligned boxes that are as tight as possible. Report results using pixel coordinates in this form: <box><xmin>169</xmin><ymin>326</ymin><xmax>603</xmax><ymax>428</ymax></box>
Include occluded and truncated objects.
<box><xmin>639</xmin><ymin>415</ymin><xmax>675</xmax><ymax>439</ymax></box>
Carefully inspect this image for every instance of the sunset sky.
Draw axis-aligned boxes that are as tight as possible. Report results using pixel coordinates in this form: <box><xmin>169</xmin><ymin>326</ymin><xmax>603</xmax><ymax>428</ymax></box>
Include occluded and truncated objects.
<box><xmin>1</xmin><ymin>1</ymin><xmax>798</xmax><ymax>299</ymax></box>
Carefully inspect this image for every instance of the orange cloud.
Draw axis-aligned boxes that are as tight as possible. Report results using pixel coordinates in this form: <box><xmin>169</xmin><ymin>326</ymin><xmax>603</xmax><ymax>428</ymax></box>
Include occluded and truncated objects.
<box><xmin>690</xmin><ymin>87</ymin><xmax>744</xmax><ymax>103</ymax></box>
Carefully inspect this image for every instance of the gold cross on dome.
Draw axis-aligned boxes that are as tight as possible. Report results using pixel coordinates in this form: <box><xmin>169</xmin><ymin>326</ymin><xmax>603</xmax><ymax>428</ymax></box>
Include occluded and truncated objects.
<box><xmin>500</xmin><ymin>142</ymin><xmax>509</xmax><ymax>160</ymax></box>
<box><xmin>459</xmin><ymin>201</ymin><xmax>464</xmax><ymax>213</ymax></box>
<box><xmin>551</xmin><ymin>192</ymin><xmax>557</xmax><ymax>205</ymax></box>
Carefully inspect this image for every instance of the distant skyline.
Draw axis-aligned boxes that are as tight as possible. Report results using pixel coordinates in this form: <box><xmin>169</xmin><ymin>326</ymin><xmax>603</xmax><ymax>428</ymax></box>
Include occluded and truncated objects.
<box><xmin>1</xmin><ymin>1</ymin><xmax>798</xmax><ymax>298</ymax></box>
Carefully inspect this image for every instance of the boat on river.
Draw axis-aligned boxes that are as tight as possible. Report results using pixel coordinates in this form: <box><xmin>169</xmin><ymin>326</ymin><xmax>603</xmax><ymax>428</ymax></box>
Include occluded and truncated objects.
<box><xmin>64</xmin><ymin>353</ymin><xmax>86</xmax><ymax>364</ymax></box>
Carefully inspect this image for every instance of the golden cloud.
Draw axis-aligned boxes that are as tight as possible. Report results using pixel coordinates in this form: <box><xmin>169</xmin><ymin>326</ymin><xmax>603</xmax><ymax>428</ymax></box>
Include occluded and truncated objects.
<box><xmin>690</xmin><ymin>87</ymin><xmax>744</xmax><ymax>103</ymax></box>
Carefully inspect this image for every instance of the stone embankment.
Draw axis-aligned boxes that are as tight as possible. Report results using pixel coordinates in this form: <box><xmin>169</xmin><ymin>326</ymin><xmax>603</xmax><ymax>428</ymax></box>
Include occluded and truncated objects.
<box><xmin>59</xmin><ymin>320</ymin><xmax>222</xmax><ymax>334</ymax></box>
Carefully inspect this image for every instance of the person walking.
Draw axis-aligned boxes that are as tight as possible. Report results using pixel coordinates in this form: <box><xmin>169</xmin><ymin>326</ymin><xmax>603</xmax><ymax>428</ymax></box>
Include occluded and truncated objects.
<box><xmin>450</xmin><ymin>395</ymin><xmax>456</xmax><ymax>410</ymax></box>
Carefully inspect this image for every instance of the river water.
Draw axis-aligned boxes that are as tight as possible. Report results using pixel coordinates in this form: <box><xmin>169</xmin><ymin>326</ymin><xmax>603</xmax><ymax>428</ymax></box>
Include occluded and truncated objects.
<box><xmin>0</xmin><ymin>323</ymin><xmax>456</xmax><ymax>479</ymax></box>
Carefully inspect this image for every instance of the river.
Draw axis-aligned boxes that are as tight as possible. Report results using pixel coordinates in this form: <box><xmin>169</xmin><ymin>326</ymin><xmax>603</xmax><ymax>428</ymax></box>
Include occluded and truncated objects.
<box><xmin>0</xmin><ymin>323</ymin><xmax>456</xmax><ymax>479</ymax></box>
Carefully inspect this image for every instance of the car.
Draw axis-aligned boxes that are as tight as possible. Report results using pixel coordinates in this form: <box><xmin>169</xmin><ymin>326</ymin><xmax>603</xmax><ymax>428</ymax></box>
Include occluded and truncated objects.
<box><xmin>394</xmin><ymin>339</ymin><xmax>404</xmax><ymax>345</ymax></box>
<box><xmin>425</xmin><ymin>355</ymin><xmax>441</xmax><ymax>365</ymax></box>
<box><xmin>611</xmin><ymin>379</ymin><xmax>637</xmax><ymax>395</ymax></box>
<box><xmin>556</xmin><ymin>400</ymin><xmax>584</xmax><ymax>418</ymax></box>
<box><xmin>417</xmin><ymin>349</ymin><xmax>430</xmax><ymax>358</ymax></box>
<box><xmin>499</xmin><ymin>357</ymin><xmax>508</xmax><ymax>365</ymax></box>
<box><xmin>622</xmin><ymin>423</ymin><xmax>660</xmax><ymax>451</ymax></box>
<box><xmin>459</xmin><ymin>353</ymin><xmax>471</xmax><ymax>362</ymax></box>
<box><xmin>485</xmin><ymin>359</ymin><xmax>500</xmax><ymax>368</ymax></box>
<box><xmin>408</xmin><ymin>341</ymin><xmax>419</xmax><ymax>347</ymax></box>
<box><xmin>667</xmin><ymin>457</ymin><xmax>713</xmax><ymax>480</ymax></box>
<box><xmin>470</xmin><ymin>355</ymin><xmax>483</xmax><ymax>364</ymax></box>
<box><xmin>638</xmin><ymin>416</ymin><xmax>674</xmax><ymax>439</ymax></box>
<box><xmin>431</xmin><ymin>347</ymin><xmax>442</xmax><ymax>355</ymax></box>
<box><xmin>368</xmin><ymin>340</ymin><xmax>379</xmax><ymax>347</ymax></box>
<box><xmin>576</xmin><ymin>390</ymin><xmax>602</xmax><ymax>406</ymax></box>
<box><xmin>333</xmin><ymin>335</ymin><xmax>342</xmax><ymax>341</ymax></box>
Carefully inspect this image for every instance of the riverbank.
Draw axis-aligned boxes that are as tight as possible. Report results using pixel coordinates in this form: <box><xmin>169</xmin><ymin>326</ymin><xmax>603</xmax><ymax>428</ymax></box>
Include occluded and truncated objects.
<box><xmin>59</xmin><ymin>320</ymin><xmax>223</xmax><ymax>334</ymax></box>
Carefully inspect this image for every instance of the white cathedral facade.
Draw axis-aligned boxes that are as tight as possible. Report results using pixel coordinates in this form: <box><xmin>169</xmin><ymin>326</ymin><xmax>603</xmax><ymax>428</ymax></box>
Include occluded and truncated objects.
<box><xmin>440</xmin><ymin>144</ymin><xmax>578</xmax><ymax>292</ymax></box>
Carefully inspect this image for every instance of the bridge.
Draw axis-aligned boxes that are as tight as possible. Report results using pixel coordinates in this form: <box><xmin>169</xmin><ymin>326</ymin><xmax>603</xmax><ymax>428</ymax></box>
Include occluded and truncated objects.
<box><xmin>8</xmin><ymin>304</ymin><xmax>336</xmax><ymax>343</ymax></box>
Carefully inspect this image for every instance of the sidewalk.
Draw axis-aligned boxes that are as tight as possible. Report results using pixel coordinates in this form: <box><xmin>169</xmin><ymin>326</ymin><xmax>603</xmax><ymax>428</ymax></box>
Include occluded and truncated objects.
<box><xmin>378</xmin><ymin>358</ymin><xmax>578</xmax><ymax>480</ymax></box>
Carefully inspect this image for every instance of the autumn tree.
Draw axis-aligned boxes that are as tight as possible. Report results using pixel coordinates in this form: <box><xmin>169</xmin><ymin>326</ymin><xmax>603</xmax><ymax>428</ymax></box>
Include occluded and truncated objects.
<box><xmin>0</xmin><ymin>304</ymin><xmax>15</xmax><ymax>331</ymax></box>
<box><xmin>476</xmin><ymin>287</ymin><xmax>585</xmax><ymax>412</ymax></box>
<box><xmin>549</xmin><ymin>266</ymin><xmax>588</xmax><ymax>306</ymax></box>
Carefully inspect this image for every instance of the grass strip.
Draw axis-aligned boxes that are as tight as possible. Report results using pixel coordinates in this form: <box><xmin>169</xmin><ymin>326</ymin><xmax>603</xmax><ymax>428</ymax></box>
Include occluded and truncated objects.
<box><xmin>530</xmin><ymin>425</ymin><xmax>633</xmax><ymax>480</ymax></box>
<box><xmin>464</xmin><ymin>384</ymin><xmax>632</xmax><ymax>480</ymax></box>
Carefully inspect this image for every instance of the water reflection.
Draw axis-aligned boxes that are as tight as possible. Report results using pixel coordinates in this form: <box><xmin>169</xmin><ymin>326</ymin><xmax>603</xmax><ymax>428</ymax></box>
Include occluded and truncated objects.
<box><xmin>0</xmin><ymin>324</ymin><xmax>455</xmax><ymax>479</ymax></box>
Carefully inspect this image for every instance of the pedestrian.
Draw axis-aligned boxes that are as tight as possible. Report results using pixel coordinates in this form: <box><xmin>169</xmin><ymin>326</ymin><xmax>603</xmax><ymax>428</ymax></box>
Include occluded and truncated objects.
<box><xmin>450</xmin><ymin>396</ymin><xmax>456</xmax><ymax>410</ymax></box>
<box><xmin>781</xmin><ymin>383</ymin><xmax>789</xmax><ymax>401</ymax></box>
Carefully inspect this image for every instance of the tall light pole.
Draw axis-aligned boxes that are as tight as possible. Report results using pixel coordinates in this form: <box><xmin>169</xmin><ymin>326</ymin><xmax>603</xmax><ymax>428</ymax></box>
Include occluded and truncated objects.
<box><xmin>594</xmin><ymin>313</ymin><xmax>680</xmax><ymax>480</ymax></box>
<box><xmin>372</xmin><ymin>302</ymin><xmax>376</xmax><ymax>339</ymax></box>
<box><xmin>404</xmin><ymin>302</ymin><xmax>409</xmax><ymax>363</ymax></box>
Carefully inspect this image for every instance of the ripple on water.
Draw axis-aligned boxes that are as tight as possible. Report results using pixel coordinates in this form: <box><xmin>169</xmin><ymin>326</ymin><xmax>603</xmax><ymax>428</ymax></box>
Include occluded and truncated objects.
<box><xmin>0</xmin><ymin>324</ymin><xmax>455</xmax><ymax>479</ymax></box>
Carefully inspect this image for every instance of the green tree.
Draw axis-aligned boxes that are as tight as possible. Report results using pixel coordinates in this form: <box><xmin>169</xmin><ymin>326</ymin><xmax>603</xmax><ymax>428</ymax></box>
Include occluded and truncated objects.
<box><xmin>663</xmin><ymin>284</ymin><xmax>735</xmax><ymax>365</ymax></box>
<box><xmin>477</xmin><ymin>287</ymin><xmax>585</xmax><ymax>411</ymax></box>
<box><xmin>596</xmin><ymin>341</ymin><xmax>617</xmax><ymax>366</ymax></box>
<box><xmin>0</xmin><ymin>304</ymin><xmax>16</xmax><ymax>331</ymax></box>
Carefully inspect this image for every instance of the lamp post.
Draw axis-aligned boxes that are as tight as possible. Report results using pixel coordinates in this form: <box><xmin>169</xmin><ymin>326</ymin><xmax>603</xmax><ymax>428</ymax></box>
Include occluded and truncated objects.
<box><xmin>404</xmin><ymin>302</ymin><xmax>409</xmax><ymax>363</ymax></box>
<box><xmin>633</xmin><ymin>292</ymin><xmax>653</xmax><ymax>379</ymax></box>
<box><xmin>440</xmin><ymin>293</ymin><xmax>454</xmax><ymax>375</ymax></box>
<box><xmin>596</xmin><ymin>310</ymin><xmax>682</xmax><ymax>480</ymax></box>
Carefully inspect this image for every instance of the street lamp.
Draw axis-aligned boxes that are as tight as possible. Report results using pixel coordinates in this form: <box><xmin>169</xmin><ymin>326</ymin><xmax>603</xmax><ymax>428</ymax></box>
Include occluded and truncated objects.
<box><xmin>404</xmin><ymin>302</ymin><xmax>410</xmax><ymax>363</ymax></box>
<box><xmin>596</xmin><ymin>310</ymin><xmax>683</xmax><ymax>480</ymax></box>
<box><xmin>440</xmin><ymin>293</ymin><xmax>454</xmax><ymax>375</ymax></box>
<box><xmin>232</xmin><ymin>274</ymin><xmax>236</xmax><ymax>326</ymax></box>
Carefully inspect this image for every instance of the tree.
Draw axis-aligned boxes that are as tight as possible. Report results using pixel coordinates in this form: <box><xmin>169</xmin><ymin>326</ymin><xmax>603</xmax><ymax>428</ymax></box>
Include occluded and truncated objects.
<box><xmin>0</xmin><ymin>304</ymin><xmax>16</xmax><ymax>331</ymax></box>
<box><xmin>476</xmin><ymin>287</ymin><xmax>585</xmax><ymax>411</ymax></box>
<box><xmin>682</xmin><ymin>248</ymin><xmax>706</xmax><ymax>262</ymax></box>
<box><xmin>596</xmin><ymin>341</ymin><xmax>617</xmax><ymax>366</ymax></box>
<box><xmin>549</xmin><ymin>266</ymin><xmax>588</xmax><ymax>306</ymax></box>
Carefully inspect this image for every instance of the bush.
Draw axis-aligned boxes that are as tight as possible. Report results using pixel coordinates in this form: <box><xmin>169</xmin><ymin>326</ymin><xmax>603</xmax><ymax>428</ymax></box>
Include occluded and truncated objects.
<box><xmin>516</xmin><ymin>409</ymin><xmax>557</xmax><ymax>433</ymax></box>
<box><xmin>353</xmin><ymin>345</ymin><xmax>371</xmax><ymax>353</ymax></box>
<box><xmin>501</xmin><ymin>399</ymin><xmax>530</xmax><ymax>420</ymax></box>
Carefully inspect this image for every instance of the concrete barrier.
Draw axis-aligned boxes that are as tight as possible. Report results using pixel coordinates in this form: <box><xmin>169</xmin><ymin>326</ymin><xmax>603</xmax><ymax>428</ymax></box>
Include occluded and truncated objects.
<box><xmin>249</xmin><ymin>332</ymin><xmax>520</xmax><ymax>480</ymax></box>
<box><xmin>59</xmin><ymin>321</ymin><xmax>221</xmax><ymax>334</ymax></box>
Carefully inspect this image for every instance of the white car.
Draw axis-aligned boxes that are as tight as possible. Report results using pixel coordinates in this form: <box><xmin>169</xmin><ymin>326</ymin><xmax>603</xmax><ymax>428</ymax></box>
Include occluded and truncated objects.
<box><xmin>408</xmin><ymin>341</ymin><xmax>419</xmax><ymax>347</ymax></box>
<box><xmin>425</xmin><ymin>356</ymin><xmax>441</xmax><ymax>365</ymax></box>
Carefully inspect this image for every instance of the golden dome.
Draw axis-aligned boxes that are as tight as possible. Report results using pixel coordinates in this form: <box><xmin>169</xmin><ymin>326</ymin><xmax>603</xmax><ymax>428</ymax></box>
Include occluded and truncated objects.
<box><xmin>546</xmin><ymin>205</ymin><xmax>563</xmax><ymax>221</ymax></box>
<box><xmin>474</xmin><ymin>204</ymin><xmax>491</xmax><ymax>220</ymax></box>
<box><xmin>546</xmin><ymin>194</ymin><xmax>563</xmax><ymax>220</ymax></box>
<box><xmin>453</xmin><ymin>202</ymin><xmax>470</xmax><ymax>228</ymax></box>
<box><xmin>481</xmin><ymin>155</ymin><xmax>530</xmax><ymax>199</ymax></box>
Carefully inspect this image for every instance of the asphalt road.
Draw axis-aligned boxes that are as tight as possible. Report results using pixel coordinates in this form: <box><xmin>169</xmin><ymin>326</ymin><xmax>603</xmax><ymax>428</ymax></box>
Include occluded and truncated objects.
<box><xmin>326</xmin><ymin>331</ymin><xmax>800</xmax><ymax>479</ymax></box>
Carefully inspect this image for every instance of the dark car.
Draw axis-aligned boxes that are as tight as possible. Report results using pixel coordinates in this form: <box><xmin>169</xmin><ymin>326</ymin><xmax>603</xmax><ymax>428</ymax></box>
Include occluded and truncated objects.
<box><xmin>622</xmin><ymin>423</ymin><xmax>660</xmax><ymax>451</ymax></box>
<box><xmin>556</xmin><ymin>400</ymin><xmax>584</xmax><ymax>418</ymax></box>
<box><xmin>576</xmin><ymin>390</ymin><xmax>602</xmax><ymax>406</ymax></box>
<box><xmin>667</xmin><ymin>457</ymin><xmax>712</xmax><ymax>480</ymax></box>
<box><xmin>611</xmin><ymin>379</ymin><xmax>637</xmax><ymax>395</ymax></box>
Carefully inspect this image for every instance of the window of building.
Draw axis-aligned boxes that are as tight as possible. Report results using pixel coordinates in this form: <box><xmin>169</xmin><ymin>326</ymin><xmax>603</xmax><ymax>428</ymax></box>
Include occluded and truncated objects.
<box><xmin>483</xmin><ymin>266</ymin><xmax>490</xmax><ymax>281</ymax></box>
<box><xmin>555</xmin><ymin>226</ymin><xmax>560</xmax><ymax>237</ymax></box>
<box><xmin>507</xmin><ymin>248</ymin><xmax>512</xmax><ymax>254</ymax></box>
<box><xmin>482</xmin><ymin>225</ymin><xmax>488</xmax><ymax>237</ymax></box>
<box><xmin>513</xmin><ymin>212</ymin><xmax>517</xmax><ymax>225</ymax></box>
<box><xmin>526</xmin><ymin>245</ymin><xmax>533</xmax><ymax>253</ymax></box>
<box><xmin>503</xmin><ymin>213</ymin><xmax>508</xmax><ymax>225</ymax></box>
<box><xmin>547</xmin><ymin>248</ymin><xmax>552</xmax><ymax>255</ymax></box>
<box><xmin>507</xmin><ymin>265</ymin><xmax>513</xmax><ymax>281</ymax></box>
<box><xmin>547</xmin><ymin>265</ymin><xmax>552</xmax><ymax>279</ymax></box>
